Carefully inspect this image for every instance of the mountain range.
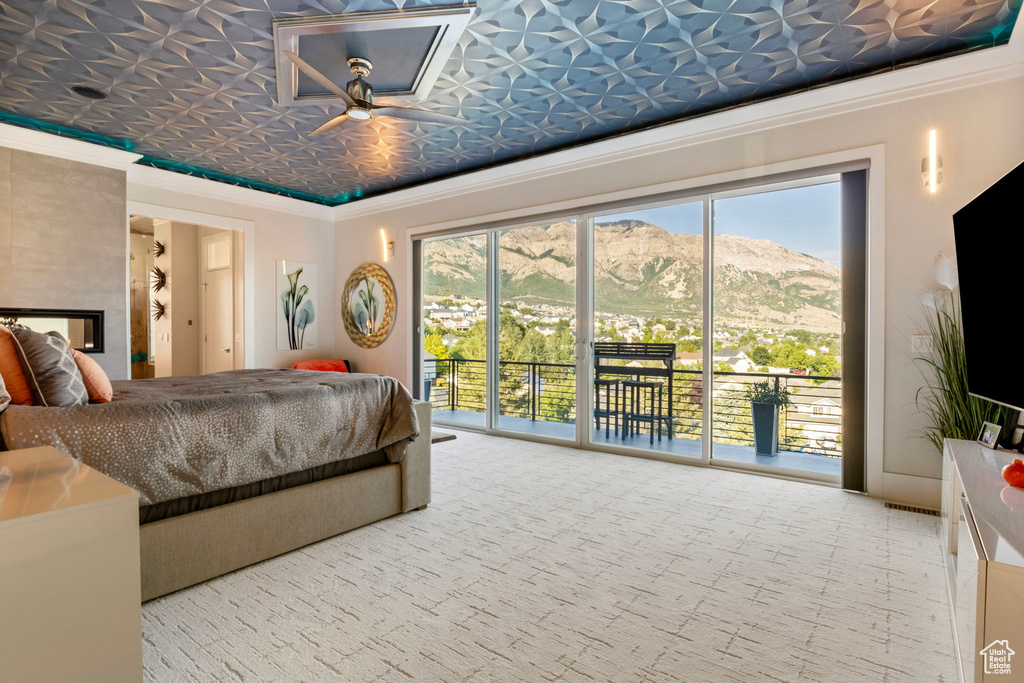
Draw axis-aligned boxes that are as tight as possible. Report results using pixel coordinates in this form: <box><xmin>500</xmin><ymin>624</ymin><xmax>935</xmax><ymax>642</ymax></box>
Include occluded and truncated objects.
<box><xmin>423</xmin><ymin>220</ymin><xmax>841</xmax><ymax>332</ymax></box>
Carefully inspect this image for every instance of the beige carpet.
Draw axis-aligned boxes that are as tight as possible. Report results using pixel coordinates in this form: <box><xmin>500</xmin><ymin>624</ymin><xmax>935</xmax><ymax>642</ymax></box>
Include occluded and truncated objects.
<box><xmin>143</xmin><ymin>432</ymin><xmax>957</xmax><ymax>682</ymax></box>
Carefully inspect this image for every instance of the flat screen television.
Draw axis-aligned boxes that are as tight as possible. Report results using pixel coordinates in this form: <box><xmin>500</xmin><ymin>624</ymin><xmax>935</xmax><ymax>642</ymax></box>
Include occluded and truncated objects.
<box><xmin>953</xmin><ymin>159</ymin><xmax>1024</xmax><ymax>413</ymax></box>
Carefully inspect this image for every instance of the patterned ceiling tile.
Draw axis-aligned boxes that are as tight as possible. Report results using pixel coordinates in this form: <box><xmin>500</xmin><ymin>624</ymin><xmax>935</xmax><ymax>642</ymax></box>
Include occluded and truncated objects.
<box><xmin>0</xmin><ymin>0</ymin><xmax>1018</xmax><ymax>204</ymax></box>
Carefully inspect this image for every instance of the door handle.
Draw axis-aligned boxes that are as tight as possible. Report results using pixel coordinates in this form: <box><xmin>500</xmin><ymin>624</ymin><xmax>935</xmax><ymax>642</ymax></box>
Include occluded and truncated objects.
<box><xmin>220</xmin><ymin>348</ymin><xmax>231</xmax><ymax>353</ymax></box>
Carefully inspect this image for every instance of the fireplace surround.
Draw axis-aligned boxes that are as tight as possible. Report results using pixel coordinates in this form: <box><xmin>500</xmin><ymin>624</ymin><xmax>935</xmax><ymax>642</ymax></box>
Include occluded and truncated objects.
<box><xmin>0</xmin><ymin>308</ymin><xmax>104</xmax><ymax>353</ymax></box>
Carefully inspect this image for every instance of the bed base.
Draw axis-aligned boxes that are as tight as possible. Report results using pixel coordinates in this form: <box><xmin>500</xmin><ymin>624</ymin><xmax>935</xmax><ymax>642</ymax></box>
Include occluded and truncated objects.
<box><xmin>139</xmin><ymin>401</ymin><xmax>431</xmax><ymax>601</ymax></box>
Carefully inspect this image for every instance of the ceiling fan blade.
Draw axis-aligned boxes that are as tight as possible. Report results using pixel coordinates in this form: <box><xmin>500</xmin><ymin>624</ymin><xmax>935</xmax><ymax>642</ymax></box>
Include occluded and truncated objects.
<box><xmin>309</xmin><ymin>113</ymin><xmax>350</xmax><ymax>136</ymax></box>
<box><xmin>282</xmin><ymin>50</ymin><xmax>356</xmax><ymax>107</ymax></box>
<box><xmin>372</xmin><ymin>106</ymin><xmax>466</xmax><ymax>125</ymax></box>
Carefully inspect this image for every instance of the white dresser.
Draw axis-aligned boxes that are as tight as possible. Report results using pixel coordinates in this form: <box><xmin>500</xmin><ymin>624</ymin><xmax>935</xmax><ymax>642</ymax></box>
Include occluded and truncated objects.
<box><xmin>0</xmin><ymin>446</ymin><xmax>142</xmax><ymax>682</ymax></box>
<box><xmin>942</xmin><ymin>439</ymin><xmax>1024</xmax><ymax>682</ymax></box>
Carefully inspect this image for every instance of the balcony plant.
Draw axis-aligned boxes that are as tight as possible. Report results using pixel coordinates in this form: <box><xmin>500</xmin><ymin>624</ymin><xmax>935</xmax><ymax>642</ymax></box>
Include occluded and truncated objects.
<box><xmin>745</xmin><ymin>377</ymin><xmax>790</xmax><ymax>456</ymax></box>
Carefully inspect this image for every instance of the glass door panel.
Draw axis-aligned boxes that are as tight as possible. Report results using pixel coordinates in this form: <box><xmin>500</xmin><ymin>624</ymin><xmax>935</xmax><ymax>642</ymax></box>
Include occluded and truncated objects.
<box><xmin>495</xmin><ymin>223</ymin><xmax>576</xmax><ymax>439</ymax></box>
<box><xmin>590</xmin><ymin>200</ymin><xmax>704</xmax><ymax>457</ymax></box>
<box><xmin>710</xmin><ymin>180</ymin><xmax>843</xmax><ymax>476</ymax></box>
<box><xmin>421</xmin><ymin>234</ymin><xmax>488</xmax><ymax>429</ymax></box>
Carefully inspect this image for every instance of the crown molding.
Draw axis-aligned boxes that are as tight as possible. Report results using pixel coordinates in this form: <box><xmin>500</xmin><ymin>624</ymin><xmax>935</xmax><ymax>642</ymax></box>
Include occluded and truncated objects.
<box><xmin>332</xmin><ymin>44</ymin><xmax>1024</xmax><ymax>222</ymax></box>
<box><xmin>127</xmin><ymin>164</ymin><xmax>334</xmax><ymax>221</ymax></box>
<box><xmin>0</xmin><ymin>122</ymin><xmax>141</xmax><ymax>170</ymax></box>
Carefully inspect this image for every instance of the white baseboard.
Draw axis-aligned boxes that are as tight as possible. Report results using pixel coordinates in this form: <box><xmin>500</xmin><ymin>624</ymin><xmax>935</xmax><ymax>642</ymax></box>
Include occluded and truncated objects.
<box><xmin>878</xmin><ymin>471</ymin><xmax>942</xmax><ymax>509</ymax></box>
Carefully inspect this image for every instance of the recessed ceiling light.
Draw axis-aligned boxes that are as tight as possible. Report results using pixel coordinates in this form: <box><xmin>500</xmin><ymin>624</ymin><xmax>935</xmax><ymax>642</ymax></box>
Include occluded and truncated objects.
<box><xmin>71</xmin><ymin>86</ymin><xmax>107</xmax><ymax>100</ymax></box>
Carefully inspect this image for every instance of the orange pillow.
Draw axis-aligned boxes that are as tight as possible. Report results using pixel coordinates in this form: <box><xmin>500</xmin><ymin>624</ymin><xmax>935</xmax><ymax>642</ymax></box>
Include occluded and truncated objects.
<box><xmin>72</xmin><ymin>349</ymin><xmax>113</xmax><ymax>403</ymax></box>
<box><xmin>291</xmin><ymin>359</ymin><xmax>351</xmax><ymax>373</ymax></box>
<box><xmin>0</xmin><ymin>327</ymin><xmax>34</xmax><ymax>406</ymax></box>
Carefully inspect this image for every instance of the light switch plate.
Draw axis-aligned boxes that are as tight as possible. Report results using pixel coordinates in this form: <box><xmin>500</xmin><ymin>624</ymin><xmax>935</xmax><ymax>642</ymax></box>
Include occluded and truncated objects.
<box><xmin>911</xmin><ymin>333</ymin><xmax>934</xmax><ymax>352</ymax></box>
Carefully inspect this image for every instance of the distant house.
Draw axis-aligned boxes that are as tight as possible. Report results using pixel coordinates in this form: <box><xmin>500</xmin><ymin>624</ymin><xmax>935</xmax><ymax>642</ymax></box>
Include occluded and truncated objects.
<box><xmin>535</xmin><ymin>326</ymin><xmax>557</xmax><ymax>336</ymax></box>
<box><xmin>441</xmin><ymin>334</ymin><xmax>461</xmax><ymax>347</ymax></box>
<box><xmin>675</xmin><ymin>351</ymin><xmax>702</xmax><ymax>367</ymax></box>
<box><xmin>797</xmin><ymin>398</ymin><xmax>841</xmax><ymax>417</ymax></box>
<box><xmin>432</xmin><ymin>308</ymin><xmax>456</xmax><ymax>320</ymax></box>
<box><xmin>713</xmin><ymin>348</ymin><xmax>754</xmax><ymax>373</ymax></box>
<box><xmin>444</xmin><ymin>318</ymin><xmax>473</xmax><ymax>331</ymax></box>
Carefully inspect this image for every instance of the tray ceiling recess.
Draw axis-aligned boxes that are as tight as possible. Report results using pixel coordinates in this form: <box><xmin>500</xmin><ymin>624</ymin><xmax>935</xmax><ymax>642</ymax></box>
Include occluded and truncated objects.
<box><xmin>273</xmin><ymin>5</ymin><xmax>474</xmax><ymax>108</ymax></box>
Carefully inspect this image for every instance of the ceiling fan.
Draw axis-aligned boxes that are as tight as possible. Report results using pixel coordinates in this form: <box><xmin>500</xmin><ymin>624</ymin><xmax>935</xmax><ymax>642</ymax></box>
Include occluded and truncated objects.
<box><xmin>283</xmin><ymin>51</ymin><xmax>467</xmax><ymax>135</ymax></box>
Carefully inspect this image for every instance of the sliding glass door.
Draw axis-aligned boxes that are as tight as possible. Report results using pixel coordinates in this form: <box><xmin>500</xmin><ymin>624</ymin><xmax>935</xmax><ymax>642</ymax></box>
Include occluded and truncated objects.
<box><xmin>495</xmin><ymin>223</ymin><xmax>577</xmax><ymax>439</ymax></box>
<box><xmin>416</xmin><ymin>169</ymin><xmax>863</xmax><ymax>485</ymax></box>
<box><xmin>421</xmin><ymin>233</ymin><xmax>488</xmax><ymax>429</ymax></box>
<box><xmin>589</xmin><ymin>199</ymin><xmax>705</xmax><ymax>458</ymax></box>
<box><xmin>709</xmin><ymin>180</ymin><xmax>844</xmax><ymax>477</ymax></box>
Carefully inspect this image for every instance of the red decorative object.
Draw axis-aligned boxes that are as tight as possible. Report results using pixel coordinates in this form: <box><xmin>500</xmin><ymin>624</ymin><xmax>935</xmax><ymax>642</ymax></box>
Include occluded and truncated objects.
<box><xmin>291</xmin><ymin>359</ymin><xmax>351</xmax><ymax>373</ymax></box>
<box><xmin>1002</xmin><ymin>459</ymin><xmax>1024</xmax><ymax>488</ymax></box>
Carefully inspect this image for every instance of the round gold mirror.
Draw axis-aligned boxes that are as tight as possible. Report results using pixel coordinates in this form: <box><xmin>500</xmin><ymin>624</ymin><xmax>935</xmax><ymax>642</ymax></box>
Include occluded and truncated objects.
<box><xmin>341</xmin><ymin>263</ymin><xmax>396</xmax><ymax>348</ymax></box>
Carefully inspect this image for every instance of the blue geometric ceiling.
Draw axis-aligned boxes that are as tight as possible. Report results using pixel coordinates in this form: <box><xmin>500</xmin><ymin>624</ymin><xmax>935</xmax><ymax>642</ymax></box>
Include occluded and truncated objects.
<box><xmin>0</xmin><ymin>0</ymin><xmax>1018</xmax><ymax>206</ymax></box>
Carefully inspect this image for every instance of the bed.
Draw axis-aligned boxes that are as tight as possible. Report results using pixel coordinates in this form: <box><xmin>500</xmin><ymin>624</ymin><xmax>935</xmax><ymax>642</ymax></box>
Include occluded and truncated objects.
<box><xmin>0</xmin><ymin>369</ymin><xmax>431</xmax><ymax>600</ymax></box>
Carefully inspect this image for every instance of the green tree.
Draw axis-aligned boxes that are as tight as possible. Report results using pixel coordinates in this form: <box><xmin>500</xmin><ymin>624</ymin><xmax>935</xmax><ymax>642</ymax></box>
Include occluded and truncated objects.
<box><xmin>751</xmin><ymin>345</ymin><xmax>771</xmax><ymax>366</ymax></box>
<box><xmin>677</xmin><ymin>339</ymin><xmax>700</xmax><ymax>353</ymax></box>
<box><xmin>810</xmin><ymin>353</ymin><xmax>839</xmax><ymax>378</ymax></box>
<box><xmin>450</xmin><ymin>320</ymin><xmax>487</xmax><ymax>360</ymax></box>
<box><xmin>424</xmin><ymin>331</ymin><xmax>448</xmax><ymax>360</ymax></box>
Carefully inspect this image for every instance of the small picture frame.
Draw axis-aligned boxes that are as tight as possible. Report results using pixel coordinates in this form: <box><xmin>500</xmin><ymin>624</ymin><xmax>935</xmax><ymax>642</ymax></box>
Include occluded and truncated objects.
<box><xmin>977</xmin><ymin>421</ymin><xmax>1002</xmax><ymax>449</ymax></box>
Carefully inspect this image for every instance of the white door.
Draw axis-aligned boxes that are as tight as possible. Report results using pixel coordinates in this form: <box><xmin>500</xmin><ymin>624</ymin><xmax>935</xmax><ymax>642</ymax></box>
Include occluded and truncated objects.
<box><xmin>201</xmin><ymin>233</ymin><xmax>234</xmax><ymax>374</ymax></box>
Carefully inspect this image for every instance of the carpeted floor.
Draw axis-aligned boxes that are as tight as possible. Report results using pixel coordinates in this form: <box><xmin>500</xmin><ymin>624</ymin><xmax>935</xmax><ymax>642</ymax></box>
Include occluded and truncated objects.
<box><xmin>142</xmin><ymin>432</ymin><xmax>957</xmax><ymax>682</ymax></box>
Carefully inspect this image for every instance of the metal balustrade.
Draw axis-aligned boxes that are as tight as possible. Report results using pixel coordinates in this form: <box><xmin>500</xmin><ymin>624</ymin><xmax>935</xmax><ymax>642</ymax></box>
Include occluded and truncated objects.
<box><xmin>425</xmin><ymin>358</ymin><xmax>841</xmax><ymax>458</ymax></box>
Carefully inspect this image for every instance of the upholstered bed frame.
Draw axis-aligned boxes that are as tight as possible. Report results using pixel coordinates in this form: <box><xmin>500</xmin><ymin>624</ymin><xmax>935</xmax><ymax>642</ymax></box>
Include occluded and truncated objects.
<box><xmin>139</xmin><ymin>401</ymin><xmax>432</xmax><ymax>601</ymax></box>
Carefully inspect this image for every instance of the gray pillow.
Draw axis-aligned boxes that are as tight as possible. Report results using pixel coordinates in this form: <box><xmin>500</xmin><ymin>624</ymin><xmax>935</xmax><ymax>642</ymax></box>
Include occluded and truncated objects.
<box><xmin>8</xmin><ymin>326</ymin><xmax>88</xmax><ymax>407</ymax></box>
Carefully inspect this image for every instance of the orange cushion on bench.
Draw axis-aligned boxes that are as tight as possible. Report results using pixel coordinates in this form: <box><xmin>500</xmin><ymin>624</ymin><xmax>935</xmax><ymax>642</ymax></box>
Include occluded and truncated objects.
<box><xmin>291</xmin><ymin>359</ymin><xmax>351</xmax><ymax>373</ymax></box>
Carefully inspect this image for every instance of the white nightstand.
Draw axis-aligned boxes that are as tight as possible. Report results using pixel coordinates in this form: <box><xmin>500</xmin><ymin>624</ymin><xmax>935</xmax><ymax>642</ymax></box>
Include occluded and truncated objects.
<box><xmin>0</xmin><ymin>446</ymin><xmax>142</xmax><ymax>683</ymax></box>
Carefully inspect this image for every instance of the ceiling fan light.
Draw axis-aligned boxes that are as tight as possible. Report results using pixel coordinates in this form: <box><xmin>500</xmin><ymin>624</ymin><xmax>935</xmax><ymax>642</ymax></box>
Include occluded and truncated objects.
<box><xmin>347</xmin><ymin>106</ymin><xmax>372</xmax><ymax>121</ymax></box>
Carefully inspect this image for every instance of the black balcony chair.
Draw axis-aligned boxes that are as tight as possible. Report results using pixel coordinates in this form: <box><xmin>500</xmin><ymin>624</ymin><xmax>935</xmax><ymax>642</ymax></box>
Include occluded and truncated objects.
<box><xmin>594</xmin><ymin>378</ymin><xmax>620</xmax><ymax>438</ymax></box>
<box><xmin>622</xmin><ymin>379</ymin><xmax>666</xmax><ymax>445</ymax></box>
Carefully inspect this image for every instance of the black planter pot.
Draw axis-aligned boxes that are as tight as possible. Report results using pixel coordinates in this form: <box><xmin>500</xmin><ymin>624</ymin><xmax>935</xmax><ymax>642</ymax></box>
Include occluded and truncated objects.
<box><xmin>751</xmin><ymin>401</ymin><xmax>780</xmax><ymax>456</ymax></box>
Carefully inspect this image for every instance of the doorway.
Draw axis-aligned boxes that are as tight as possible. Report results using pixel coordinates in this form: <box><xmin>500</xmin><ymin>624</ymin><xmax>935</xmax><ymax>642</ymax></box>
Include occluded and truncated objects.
<box><xmin>200</xmin><ymin>230</ymin><xmax>235</xmax><ymax>374</ymax></box>
<box><xmin>128</xmin><ymin>215</ymin><xmax>243</xmax><ymax>378</ymax></box>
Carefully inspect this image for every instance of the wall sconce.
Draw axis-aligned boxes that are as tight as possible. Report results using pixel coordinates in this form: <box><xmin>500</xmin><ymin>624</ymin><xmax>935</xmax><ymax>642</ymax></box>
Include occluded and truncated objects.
<box><xmin>922</xmin><ymin>129</ymin><xmax>942</xmax><ymax>192</ymax></box>
<box><xmin>380</xmin><ymin>228</ymin><xmax>395</xmax><ymax>262</ymax></box>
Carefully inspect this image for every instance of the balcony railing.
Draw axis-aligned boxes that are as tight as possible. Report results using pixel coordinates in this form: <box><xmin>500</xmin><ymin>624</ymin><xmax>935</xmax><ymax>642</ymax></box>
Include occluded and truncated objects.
<box><xmin>425</xmin><ymin>358</ymin><xmax>841</xmax><ymax>457</ymax></box>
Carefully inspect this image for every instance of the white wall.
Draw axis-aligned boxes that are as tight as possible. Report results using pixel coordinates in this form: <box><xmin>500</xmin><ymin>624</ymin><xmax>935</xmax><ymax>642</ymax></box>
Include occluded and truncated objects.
<box><xmin>127</xmin><ymin>179</ymin><xmax>336</xmax><ymax>371</ymax></box>
<box><xmin>333</xmin><ymin>50</ymin><xmax>1024</xmax><ymax>506</ymax></box>
<box><xmin>171</xmin><ymin>222</ymin><xmax>201</xmax><ymax>376</ymax></box>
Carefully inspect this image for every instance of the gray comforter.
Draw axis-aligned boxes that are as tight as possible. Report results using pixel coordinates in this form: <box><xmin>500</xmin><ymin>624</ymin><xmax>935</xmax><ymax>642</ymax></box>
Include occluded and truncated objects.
<box><xmin>0</xmin><ymin>369</ymin><xmax>419</xmax><ymax>506</ymax></box>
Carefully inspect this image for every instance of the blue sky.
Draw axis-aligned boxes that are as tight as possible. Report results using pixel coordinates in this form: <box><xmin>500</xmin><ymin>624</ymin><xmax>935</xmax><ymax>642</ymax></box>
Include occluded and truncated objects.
<box><xmin>596</xmin><ymin>182</ymin><xmax>842</xmax><ymax>266</ymax></box>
